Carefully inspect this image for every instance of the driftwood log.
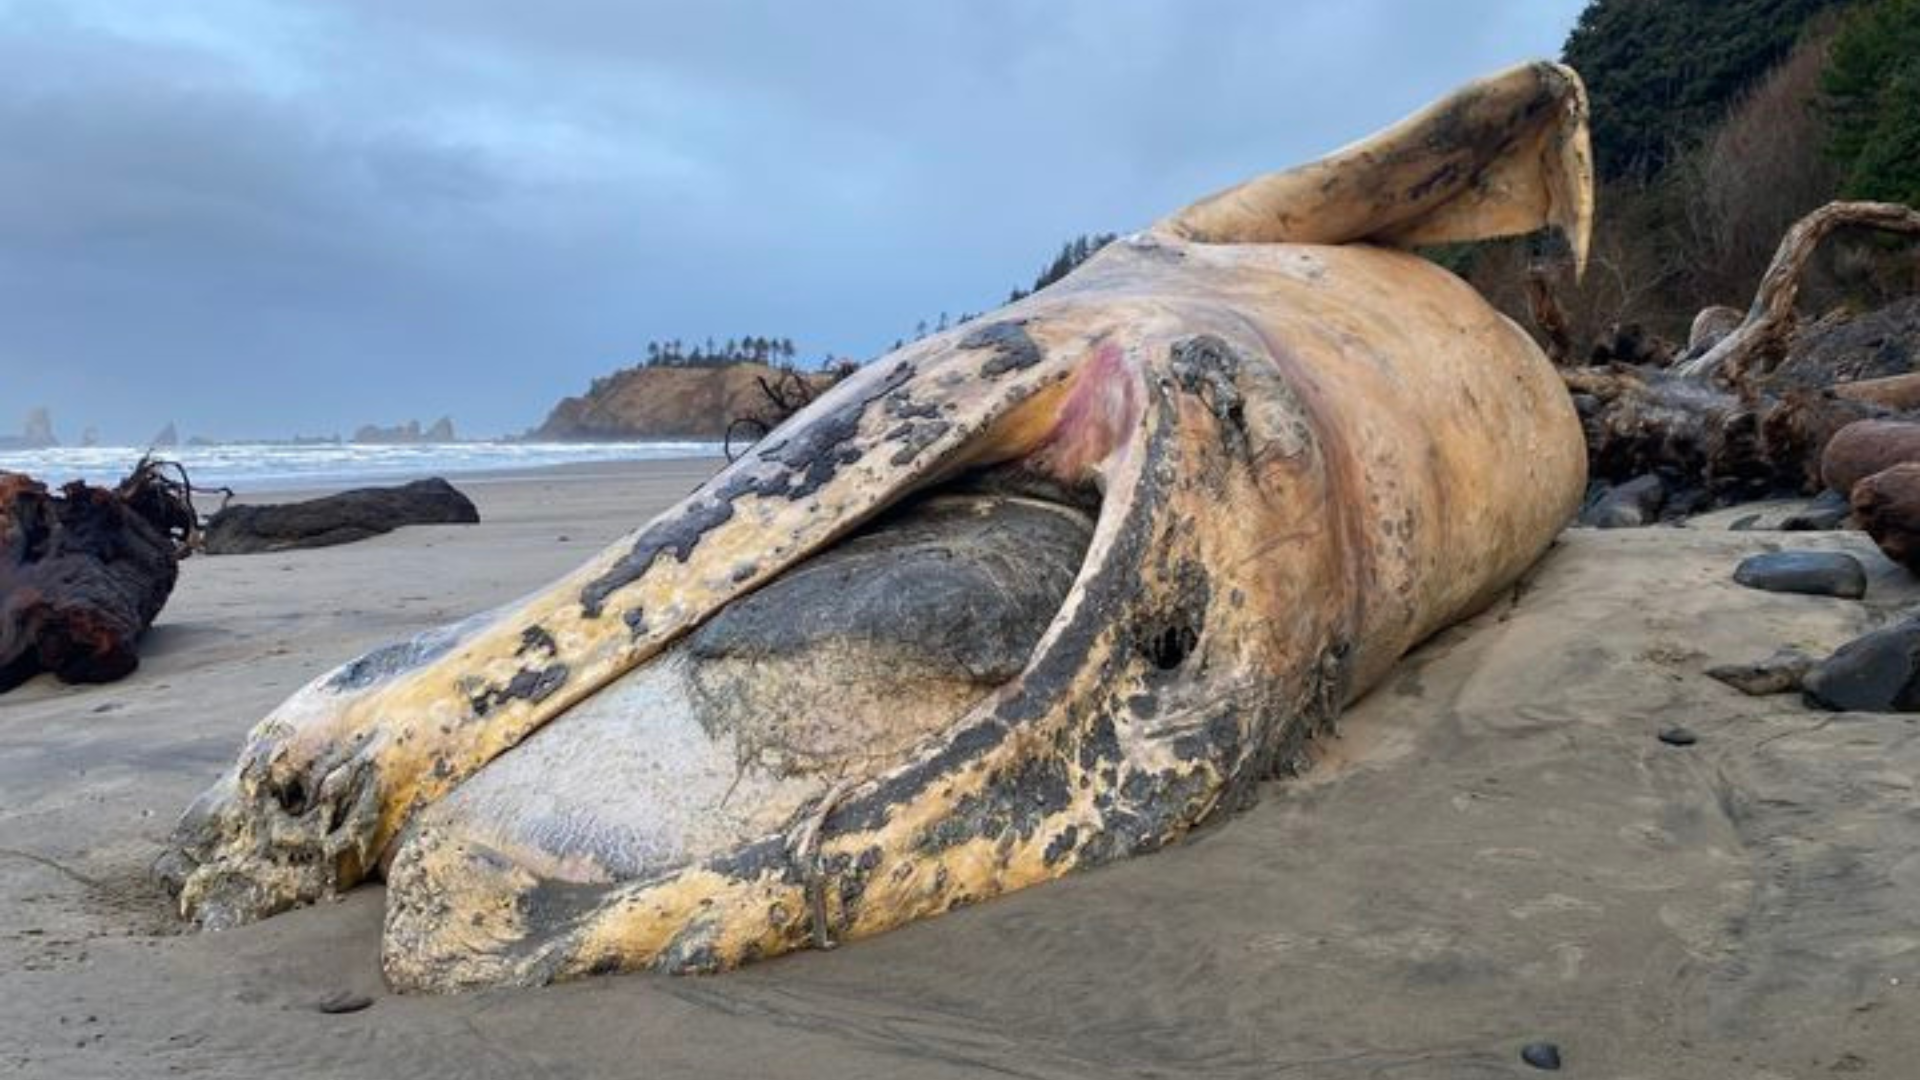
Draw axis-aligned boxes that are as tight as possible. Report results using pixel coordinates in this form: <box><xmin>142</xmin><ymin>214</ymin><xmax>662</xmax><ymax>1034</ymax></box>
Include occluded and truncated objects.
<box><xmin>0</xmin><ymin>469</ymin><xmax>183</xmax><ymax>691</ymax></box>
<box><xmin>1673</xmin><ymin>202</ymin><xmax>1920</xmax><ymax>385</ymax></box>
<box><xmin>1565</xmin><ymin>201</ymin><xmax>1920</xmax><ymax>516</ymax></box>
<box><xmin>202</xmin><ymin>478</ymin><xmax>479</xmax><ymax>555</ymax></box>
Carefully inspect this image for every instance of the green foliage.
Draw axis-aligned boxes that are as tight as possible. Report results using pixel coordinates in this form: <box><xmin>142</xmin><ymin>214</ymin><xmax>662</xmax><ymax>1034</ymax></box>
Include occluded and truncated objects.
<box><xmin>1824</xmin><ymin>0</ymin><xmax>1920</xmax><ymax>202</ymax></box>
<box><xmin>1565</xmin><ymin>0</ymin><xmax>1848</xmax><ymax>181</ymax></box>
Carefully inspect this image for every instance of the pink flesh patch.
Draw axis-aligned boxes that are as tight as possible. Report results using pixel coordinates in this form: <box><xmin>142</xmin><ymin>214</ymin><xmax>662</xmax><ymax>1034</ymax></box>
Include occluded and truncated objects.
<box><xmin>1033</xmin><ymin>341</ymin><xmax>1142</xmax><ymax>483</ymax></box>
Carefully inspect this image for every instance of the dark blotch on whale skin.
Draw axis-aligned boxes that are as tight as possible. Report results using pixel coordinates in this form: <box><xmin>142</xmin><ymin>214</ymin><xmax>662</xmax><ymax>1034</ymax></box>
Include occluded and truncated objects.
<box><xmin>469</xmin><ymin>663</ymin><xmax>569</xmax><ymax>718</ymax></box>
<box><xmin>1076</xmin><ymin>712</ymin><xmax>1123</xmax><ymax>774</ymax></box>
<box><xmin>577</xmin><ymin>363</ymin><xmax>919</xmax><ymax>618</ymax></box>
<box><xmin>822</xmin><ymin>845</ymin><xmax>886</xmax><ymax>927</ymax></box>
<box><xmin>706</xmin><ymin>834</ymin><xmax>802</xmax><ymax>885</ymax></box>
<box><xmin>1171</xmin><ymin>711</ymin><xmax>1244</xmax><ymax>765</ymax></box>
<box><xmin>578</xmin><ymin>494</ymin><xmax>741</xmax><ymax>619</ymax></box>
<box><xmin>516</xmin><ymin>625</ymin><xmax>557</xmax><ymax>657</ymax></box>
<box><xmin>1075</xmin><ymin>766</ymin><xmax>1218</xmax><ymax>868</ymax></box>
<box><xmin>757</xmin><ymin>361</ymin><xmax>917</xmax><ymax>498</ymax></box>
<box><xmin>654</xmin><ymin>924</ymin><xmax>723</xmax><ymax>975</ymax></box>
<box><xmin>962</xmin><ymin>321</ymin><xmax>1043</xmax><ymax>377</ymax></box>
<box><xmin>827</xmin><ymin>720</ymin><xmax>1009</xmax><ymax>836</ymax></box>
<box><xmin>886</xmin><ymin>419</ymin><xmax>954</xmax><ymax>468</ymax></box>
<box><xmin>1042</xmin><ymin>825</ymin><xmax>1081</xmax><ymax>866</ymax></box>
<box><xmin>1170</xmin><ymin>335</ymin><xmax>1253</xmax><ymax>470</ymax></box>
<box><xmin>916</xmin><ymin>753</ymin><xmax>1074</xmax><ymax>856</ymax></box>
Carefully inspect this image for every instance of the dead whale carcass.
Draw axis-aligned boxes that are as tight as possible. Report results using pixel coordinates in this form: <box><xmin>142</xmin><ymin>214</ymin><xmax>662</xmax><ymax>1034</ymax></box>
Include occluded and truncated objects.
<box><xmin>161</xmin><ymin>61</ymin><xmax>1593</xmax><ymax>991</ymax></box>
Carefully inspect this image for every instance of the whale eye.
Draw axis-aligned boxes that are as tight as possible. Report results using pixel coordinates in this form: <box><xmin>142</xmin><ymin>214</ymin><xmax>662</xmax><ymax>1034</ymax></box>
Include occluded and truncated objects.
<box><xmin>1143</xmin><ymin>621</ymin><xmax>1198</xmax><ymax>670</ymax></box>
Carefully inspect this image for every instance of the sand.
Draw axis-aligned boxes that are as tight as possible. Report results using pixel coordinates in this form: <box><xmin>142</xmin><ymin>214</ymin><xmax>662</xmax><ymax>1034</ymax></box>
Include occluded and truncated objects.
<box><xmin>4</xmin><ymin>459</ymin><xmax>1918</xmax><ymax>1078</ymax></box>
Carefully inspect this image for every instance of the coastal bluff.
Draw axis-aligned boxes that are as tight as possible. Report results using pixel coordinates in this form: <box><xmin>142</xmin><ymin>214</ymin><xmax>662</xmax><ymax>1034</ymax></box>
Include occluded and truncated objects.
<box><xmin>533</xmin><ymin>361</ymin><xmax>832</xmax><ymax>440</ymax></box>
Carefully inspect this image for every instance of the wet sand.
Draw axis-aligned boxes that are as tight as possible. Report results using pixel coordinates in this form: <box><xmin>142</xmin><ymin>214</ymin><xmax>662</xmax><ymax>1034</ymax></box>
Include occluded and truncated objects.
<box><xmin>4</xmin><ymin>460</ymin><xmax>1918</xmax><ymax>1078</ymax></box>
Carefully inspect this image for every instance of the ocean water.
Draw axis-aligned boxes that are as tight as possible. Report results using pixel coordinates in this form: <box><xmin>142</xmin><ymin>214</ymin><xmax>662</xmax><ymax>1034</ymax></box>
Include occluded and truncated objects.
<box><xmin>0</xmin><ymin>440</ymin><xmax>725</xmax><ymax>492</ymax></box>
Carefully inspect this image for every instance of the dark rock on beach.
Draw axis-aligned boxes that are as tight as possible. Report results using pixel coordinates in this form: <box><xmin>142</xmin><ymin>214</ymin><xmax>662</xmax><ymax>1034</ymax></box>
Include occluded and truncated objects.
<box><xmin>1706</xmin><ymin>647</ymin><xmax>1814</xmax><ymax>696</ymax></box>
<box><xmin>1803</xmin><ymin>618</ymin><xmax>1920</xmax><ymax>712</ymax></box>
<box><xmin>0</xmin><ymin>472</ymin><xmax>179</xmax><ymax>691</ymax></box>
<box><xmin>1520</xmin><ymin>1041</ymin><xmax>1563</xmax><ymax>1070</ymax></box>
<box><xmin>202</xmin><ymin>478</ymin><xmax>480</xmax><ymax>555</ymax></box>
<box><xmin>1581</xmin><ymin>474</ymin><xmax>1666</xmax><ymax>529</ymax></box>
<box><xmin>1779</xmin><ymin>488</ymin><xmax>1853</xmax><ymax>531</ymax></box>
<box><xmin>1732</xmin><ymin>550</ymin><xmax>1867</xmax><ymax>599</ymax></box>
<box><xmin>1851</xmin><ymin>463</ymin><xmax>1920</xmax><ymax>573</ymax></box>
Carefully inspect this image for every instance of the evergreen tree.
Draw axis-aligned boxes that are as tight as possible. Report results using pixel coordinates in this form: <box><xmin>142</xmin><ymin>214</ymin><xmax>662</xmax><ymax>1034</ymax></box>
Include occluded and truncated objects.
<box><xmin>1565</xmin><ymin>0</ymin><xmax>1848</xmax><ymax>181</ymax></box>
<box><xmin>1823</xmin><ymin>0</ymin><xmax>1920</xmax><ymax>203</ymax></box>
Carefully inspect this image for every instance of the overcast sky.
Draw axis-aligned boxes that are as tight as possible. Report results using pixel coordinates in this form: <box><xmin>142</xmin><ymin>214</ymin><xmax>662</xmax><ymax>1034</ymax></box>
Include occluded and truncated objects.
<box><xmin>0</xmin><ymin>0</ymin><xmax>1586</xmax><ymax>443</ymax></box>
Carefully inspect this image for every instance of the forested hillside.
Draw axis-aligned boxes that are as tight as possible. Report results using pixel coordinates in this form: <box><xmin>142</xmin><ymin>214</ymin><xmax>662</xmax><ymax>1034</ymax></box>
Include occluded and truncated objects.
<box><xmin>1462</xmin><ymin>0</ymin><xmax>1917</xmax><ymax>359</ymax></box>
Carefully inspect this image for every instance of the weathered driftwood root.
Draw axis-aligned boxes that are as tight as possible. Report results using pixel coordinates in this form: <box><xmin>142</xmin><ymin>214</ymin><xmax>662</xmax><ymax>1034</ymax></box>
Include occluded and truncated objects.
<box><xmin>1674</xmin><ymin>201</ymin><xmax>1920</xmax><ymax>385</ymax></box>
<box><xmin>1567</xmin><ymin>201</ymin><xmax>1920</xmax><ymax>517</ymax></box>
<box><xmin>1853</xmin><ymin>463</ymin><xmax>1920</xmax><ymax>571</ymax></box>
<box><xmin>201</xmin><ymin>478</ymin><xmax>479</xmax><ymax>555</ymax></box>
<box><xmin>115</xmin><ymin>455</ymin><xmax>226</xmax><ymax>556</ymax></box>
<box><xmin>1563</xmin><ymin>365</ymin><xmax>1883</xmax><ymax>511</ymax></box>
<box><xmin>723</xmin><ymin>365</ymin><xmax>854</xmax><ymax>463</ymax></box>
<box><xmin>0</xmin><ymin>471</ymin><xmax>181</xmax><ymax>691</ymax></box>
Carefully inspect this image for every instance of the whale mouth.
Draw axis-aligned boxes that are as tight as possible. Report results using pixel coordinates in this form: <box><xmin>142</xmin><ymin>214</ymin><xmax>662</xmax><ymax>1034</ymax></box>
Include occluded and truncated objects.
<box><xmin>375</xmin><ymin>459</ymin><xmax>1106</xmax><ymax>889</ymax></box>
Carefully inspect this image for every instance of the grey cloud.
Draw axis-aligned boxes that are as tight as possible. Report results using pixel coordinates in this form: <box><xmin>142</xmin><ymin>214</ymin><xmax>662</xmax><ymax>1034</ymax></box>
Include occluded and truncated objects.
<box><xmin>0</xmin><ymin>0</ymin><xmax>1585</xmax><ymax>443</ymax></box>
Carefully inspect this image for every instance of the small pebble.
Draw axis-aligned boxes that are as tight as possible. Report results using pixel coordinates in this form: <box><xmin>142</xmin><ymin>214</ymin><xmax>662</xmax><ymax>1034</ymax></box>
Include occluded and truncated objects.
<box><xmin>315</xmin><ymin>991</ymin><xmax>374</xmax><ymax>1015</ymax></box>
<box><xmin>1658</xmin><ymin>726</ymin><xmax>1698</xmax><ymax>747</ymax></box>
<box><xmin>1521</xmin><ymin>1042</ymin><xmax>1562</xmax><ymax>1070</ymax></box>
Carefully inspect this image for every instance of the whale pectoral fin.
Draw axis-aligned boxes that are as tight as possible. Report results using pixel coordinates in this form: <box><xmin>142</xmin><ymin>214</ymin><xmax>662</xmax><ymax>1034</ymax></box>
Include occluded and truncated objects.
<box><xmin>1154</xmin><ymin>61</ymin><xmax>1593</xmax><ymax>275</ymax></box>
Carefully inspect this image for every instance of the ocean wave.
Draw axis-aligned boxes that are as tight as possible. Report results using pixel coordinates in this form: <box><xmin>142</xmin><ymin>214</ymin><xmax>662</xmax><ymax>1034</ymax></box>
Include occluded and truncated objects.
<box><xmin>0</xmin><ymin>441</ymin><xmax>725</xmax><ymax>491</ymax></box>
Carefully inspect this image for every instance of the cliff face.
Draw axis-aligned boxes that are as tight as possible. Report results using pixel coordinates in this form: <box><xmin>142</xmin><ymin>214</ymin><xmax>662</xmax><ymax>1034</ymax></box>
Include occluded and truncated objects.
<box><xmin>534</xmin><ymin>363</ymin><xmax>825</xmax><ymax>440</ymax></box>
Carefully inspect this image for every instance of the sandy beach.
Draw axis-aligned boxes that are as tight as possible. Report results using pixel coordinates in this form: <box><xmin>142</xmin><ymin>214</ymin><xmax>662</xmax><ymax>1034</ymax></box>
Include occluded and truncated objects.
<box><xmin>5</xmin><ymin>458</ymin><xmax>1918</xmax><ymax>1078</ymax></box>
